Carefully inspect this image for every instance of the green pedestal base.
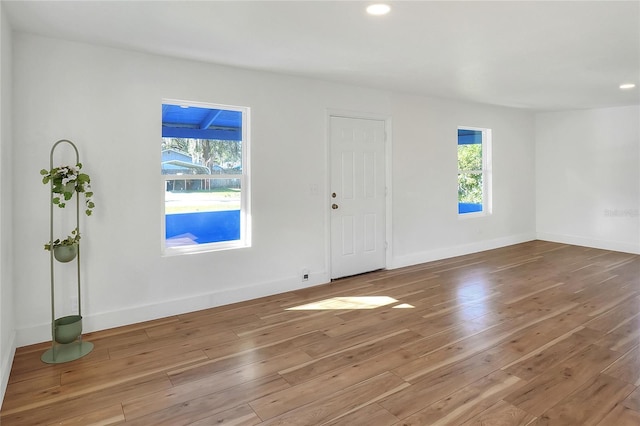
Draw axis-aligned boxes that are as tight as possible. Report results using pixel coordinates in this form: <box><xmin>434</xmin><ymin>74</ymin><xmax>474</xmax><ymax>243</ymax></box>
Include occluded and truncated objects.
<box><xmin>41</xmin><ymin>341</ymin><xmax>94</xmax><ymax>364</ymax></box>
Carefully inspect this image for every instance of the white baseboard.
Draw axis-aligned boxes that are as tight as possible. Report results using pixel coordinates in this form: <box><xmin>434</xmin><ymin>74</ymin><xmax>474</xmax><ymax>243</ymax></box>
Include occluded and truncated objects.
<box><xmin>536</xmin><ymin>232</ymin><xmax>640</xmax><ymax>255</ymax></box>
<box><xmin>0</xmin><ymin>330</ymin><xmax>16</xmax><ymax>410</ymax></box>
<box><xmin>15</xmin><ymin>271</ymin><xmax>329</xmax><ymax>347</ymax></box>
<box><xmin>389</xmin><ymin>233</ymin><xmax>537</xmax><ymax>270</ymax></box>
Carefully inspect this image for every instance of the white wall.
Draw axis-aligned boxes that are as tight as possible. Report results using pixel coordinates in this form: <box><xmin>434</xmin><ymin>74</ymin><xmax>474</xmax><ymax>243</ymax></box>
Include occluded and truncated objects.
<box><xmin>536</xmin><ymin>106</ymin><xmax>640</xmax><ymax>254</ymax></box>
<box><xmin>0</xmin><ymin>3</ymin><xmax>15</xmax><ymax>407</ymax></box>
<box><xmin>11</xmin><ymin>33</ymin><xmax>391</xmax><ymax>346</ymax></box>
<box><xmin>11</xmin><ymin>33</ymin><xmax>537</xmax><ymax>346</ymax></box>
<box><xmin>389</xmin><ymin>93</ymin><xmax>536</xmax><ymax>267</ymax></box>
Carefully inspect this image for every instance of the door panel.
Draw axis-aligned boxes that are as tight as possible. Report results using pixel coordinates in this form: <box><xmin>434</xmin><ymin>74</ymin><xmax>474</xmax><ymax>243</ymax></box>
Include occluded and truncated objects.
<box><xmin>330</xmin><ymin>116</ymin><xmax>386</xmax><ymax>279</ymax></box>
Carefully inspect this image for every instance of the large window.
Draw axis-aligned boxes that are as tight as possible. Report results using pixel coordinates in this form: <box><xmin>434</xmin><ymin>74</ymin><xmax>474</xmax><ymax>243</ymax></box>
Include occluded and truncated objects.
<box><xmin>458</xmin><ymin>127</ymin><xmax>491</xmax><ymax>216</ymax></box>
<box><xmin>162</xmin><ymin>100</ymin><xmax>250</xmax><ymax>253</ymax></box>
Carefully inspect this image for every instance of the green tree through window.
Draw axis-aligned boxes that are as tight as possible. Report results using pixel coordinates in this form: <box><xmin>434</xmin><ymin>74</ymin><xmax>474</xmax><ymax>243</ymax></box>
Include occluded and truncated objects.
<box><xmin>458</xmin><ymin>128</ymin><xmax>491</xmax><ymax>215</ymax></box>
<box><xmin>458</xmin><ymin>143</ymin><xmax>482</xmax><ymax>204</ymax></box>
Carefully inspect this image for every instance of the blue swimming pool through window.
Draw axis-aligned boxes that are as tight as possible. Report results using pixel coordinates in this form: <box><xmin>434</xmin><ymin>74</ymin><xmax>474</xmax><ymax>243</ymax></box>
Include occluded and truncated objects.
<box><xmin>166</xmin><ymin>210</ymin><xmax>240</xmax><ymax>246</ymax></box>
<box><xmin>458</xmin><ymin>202</ymin><xmax>483</xmax><ymax>214</ymax></box>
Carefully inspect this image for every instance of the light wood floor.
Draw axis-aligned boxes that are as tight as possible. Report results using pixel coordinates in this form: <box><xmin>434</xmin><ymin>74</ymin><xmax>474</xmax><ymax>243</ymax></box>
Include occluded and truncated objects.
<box><xmin>2</xmin><ymin>240</ymin><xmax>640</xmax><ymax>425</ymax></box>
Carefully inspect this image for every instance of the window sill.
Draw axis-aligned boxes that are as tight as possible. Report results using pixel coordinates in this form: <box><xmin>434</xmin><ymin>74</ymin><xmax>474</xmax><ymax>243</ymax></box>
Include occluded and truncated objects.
<box><xmin>162</xmin><ymin>240</ymin><xmax>250</xmax><ymax>256</ymax></box>
<box><xmin>458</xmin><ymin>211</ymin><xmax>490</xmax><ymax>220</ymax></box>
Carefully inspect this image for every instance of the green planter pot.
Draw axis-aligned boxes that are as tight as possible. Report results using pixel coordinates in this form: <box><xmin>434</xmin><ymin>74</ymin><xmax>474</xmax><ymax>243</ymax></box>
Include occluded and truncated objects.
<box><xmin>53</xmin><ymin>244</ymin><xmax>77</xmax><ymax>263</ymax></box>
<box><xmin>54</xmin><ymin>315</ymin><xmax>83</xmax><ymax>344</ymax></box>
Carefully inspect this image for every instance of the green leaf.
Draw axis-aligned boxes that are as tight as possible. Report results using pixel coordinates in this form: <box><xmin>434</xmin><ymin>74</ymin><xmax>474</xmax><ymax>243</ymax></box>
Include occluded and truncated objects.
<box><xmin>458</xmin><ymin>144</ymin><xmax>482</xmax><ymax>171</ymax></box>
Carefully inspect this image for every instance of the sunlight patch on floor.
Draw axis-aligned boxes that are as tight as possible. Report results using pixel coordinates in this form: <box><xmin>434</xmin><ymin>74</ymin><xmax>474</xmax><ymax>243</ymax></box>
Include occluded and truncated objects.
<box><xmin>287</xmin><ymin>296</ymin><xmax>413</xmax><ymax>310</ymax></box>
<box><xmin>392</xmin><ymin>303</ymin><xmax>415</xmax><ymax>309</ymax></box>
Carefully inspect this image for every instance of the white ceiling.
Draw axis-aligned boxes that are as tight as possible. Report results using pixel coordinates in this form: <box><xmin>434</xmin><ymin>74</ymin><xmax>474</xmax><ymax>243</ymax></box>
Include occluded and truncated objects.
<box><xmin>4</xmin><ymin>0</ymin><xmax>640</xmax><ymax>111</ymax></box>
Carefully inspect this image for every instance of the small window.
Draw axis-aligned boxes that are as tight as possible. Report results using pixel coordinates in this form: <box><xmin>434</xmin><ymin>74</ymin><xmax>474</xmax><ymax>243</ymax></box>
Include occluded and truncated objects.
<box><xmin>458</xmin><ymin>127</ymin><xmax>491</xmax><ymax>216</ymax></box>
<box><xmin>162</xmin><ymin>100</ymin><xmax>250</xmax><ymax>254</ymax></box>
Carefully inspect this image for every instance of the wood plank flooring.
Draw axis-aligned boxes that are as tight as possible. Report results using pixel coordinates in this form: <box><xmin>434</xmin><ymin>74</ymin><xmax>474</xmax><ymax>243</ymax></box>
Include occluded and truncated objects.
<box><xmin>2</xmin><ymin>240</ymin><xmax>640</xmax><ymax>425</ymax></box>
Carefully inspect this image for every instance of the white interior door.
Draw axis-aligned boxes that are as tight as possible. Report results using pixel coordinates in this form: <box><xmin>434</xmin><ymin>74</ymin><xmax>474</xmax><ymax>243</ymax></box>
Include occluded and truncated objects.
<box><xmin>330</xmin><ymin>115</ymin><xmax>386</xmax><ymax>279</ymax></box>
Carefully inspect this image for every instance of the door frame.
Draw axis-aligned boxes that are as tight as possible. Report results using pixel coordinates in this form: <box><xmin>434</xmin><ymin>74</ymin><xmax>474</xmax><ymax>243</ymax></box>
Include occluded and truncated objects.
<box><xmin>325</xmin><ymin>109</ymin><xmax>393</xmax><ymax>279</ymax></box>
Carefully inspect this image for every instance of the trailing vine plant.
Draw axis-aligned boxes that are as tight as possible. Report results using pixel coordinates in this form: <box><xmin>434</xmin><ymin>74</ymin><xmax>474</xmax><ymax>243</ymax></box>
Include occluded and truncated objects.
<box><xmin>40</xmin><ymin>163</ymin><xmax>95</xmax><ymax>216</ymax></box>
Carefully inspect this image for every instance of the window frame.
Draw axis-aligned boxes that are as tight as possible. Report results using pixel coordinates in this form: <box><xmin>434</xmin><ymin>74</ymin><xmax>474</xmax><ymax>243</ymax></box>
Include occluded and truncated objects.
<box><xmin>161</xmin><ymin>99</ymin><xmax>251</xmax><ymax>255</ymax></box>
<box><xmin>457</xmin><ymin>126</ymin><xmax>492</xmax><ymax>218</ymax></box>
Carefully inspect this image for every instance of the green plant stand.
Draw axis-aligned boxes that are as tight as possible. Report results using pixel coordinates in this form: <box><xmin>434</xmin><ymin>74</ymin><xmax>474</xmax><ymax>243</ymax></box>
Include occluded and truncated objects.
<box><xmin>41</xmin><ymin>140</ymin><xmax>93</xmax><ymax>364</ymax></box>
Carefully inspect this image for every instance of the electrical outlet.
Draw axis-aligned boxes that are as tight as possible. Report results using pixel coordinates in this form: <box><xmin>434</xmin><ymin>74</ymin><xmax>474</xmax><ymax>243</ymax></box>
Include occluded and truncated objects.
<box><xmin>302</xmin><ymin>268</ymin><xmax>310</xmax><ymax>281</ymax></box>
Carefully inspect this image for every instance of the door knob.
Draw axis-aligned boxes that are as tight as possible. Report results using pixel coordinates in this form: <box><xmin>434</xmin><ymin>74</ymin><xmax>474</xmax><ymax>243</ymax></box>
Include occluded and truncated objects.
<box><xmin>331</xmin><ymin>204</ymin><xmax>339</xmax><ymax>209</ymax></box>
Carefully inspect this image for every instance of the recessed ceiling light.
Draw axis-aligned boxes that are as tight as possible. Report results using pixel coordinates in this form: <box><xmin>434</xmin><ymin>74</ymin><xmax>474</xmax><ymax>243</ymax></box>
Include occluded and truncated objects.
<box><xmin>619</xmin><ymin>83</ymin><xmax>636</xmax><ymax>89</ymax></box>
<box><xmin>366</xmin><ymin>4</ymin><xmax>391</xmax><ymax>16</ymax></box>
